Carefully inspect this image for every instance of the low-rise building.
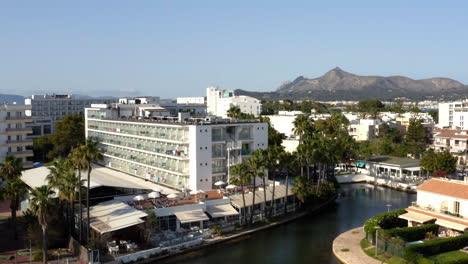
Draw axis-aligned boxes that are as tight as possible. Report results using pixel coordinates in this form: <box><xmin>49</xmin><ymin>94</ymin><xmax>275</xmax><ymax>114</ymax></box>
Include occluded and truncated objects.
<box><xmin>399</xmin><ymin>178</ymin><xmax>468</xmax><ymax>236</ymax></box>
<box><xmin>0</xmin><ymin>103</ymin><xmax>33</xmax><ymax>168</ymax></box>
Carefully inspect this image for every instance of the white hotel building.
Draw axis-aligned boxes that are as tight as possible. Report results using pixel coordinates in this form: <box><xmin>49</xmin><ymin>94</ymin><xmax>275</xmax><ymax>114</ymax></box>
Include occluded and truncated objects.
<box><xmin>207</xmin><ymin>87</ymin><xmax>261</xmax><ymax>118</ymax></box>
<box><xmin>85</xmin><ymin>105</ymin><xmax>268</xmax><ymax>191</ymax></box>
<box><xmin>439</xmin><ymin>101</ymin><xmax>468</xmax><ymax>129</ymax></box>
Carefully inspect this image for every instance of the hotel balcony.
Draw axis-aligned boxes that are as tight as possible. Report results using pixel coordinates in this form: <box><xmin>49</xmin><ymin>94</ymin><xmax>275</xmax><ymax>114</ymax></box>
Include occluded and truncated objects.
<box><xmin>1</xmin><ymin>128</ymin><xmax>33</xmax><ymax>135</ymax></box>
<box><xmin>1</xmin><ymin>116</ymin><xmax>33</xmax><ymax>123</ymax></box>
<box><xmin>411</xmin><ymin>202</ymin><xmax>465</xmax><ymax>220</ymax></box>
<box><xmin>2</xmin><ymin>139</ymin><xmax>33</xmax><ymax>147</ymax></box>
<box><xmin>7</xmin><ymin>150</ymin><xmax>34</xmax><ymax>158</ymax></box>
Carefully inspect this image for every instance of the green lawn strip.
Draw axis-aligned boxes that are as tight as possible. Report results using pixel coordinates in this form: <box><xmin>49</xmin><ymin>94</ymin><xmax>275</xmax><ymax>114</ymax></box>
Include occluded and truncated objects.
<box><xmin>360</xmin><ymin>238</ymin><xmax>372</xmax><ymax>249</ymax></box>
<box><xmin>428</xmin><ymin>250</ymin><xmax>468</xmax><ymax>263</ymax></box>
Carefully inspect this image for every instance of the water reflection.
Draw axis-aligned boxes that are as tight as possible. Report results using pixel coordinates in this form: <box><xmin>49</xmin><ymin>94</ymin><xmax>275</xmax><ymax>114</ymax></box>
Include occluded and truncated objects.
<box><xmin>157</xmin><ymin>184</ymin><xmax>416</xmax><ymax>264</ymax></box>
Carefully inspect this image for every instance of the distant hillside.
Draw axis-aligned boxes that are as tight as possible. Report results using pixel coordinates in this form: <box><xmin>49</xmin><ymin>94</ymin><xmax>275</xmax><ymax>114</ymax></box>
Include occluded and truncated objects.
<box><xmin>0</xmin><ymin>94</ymin><xmax>25</xmax><ymax>104</ymax></box>
<box><xmin>236</xmin><ymin>67</ymin><xmax>468</xmax><ymax>101</ymax></box>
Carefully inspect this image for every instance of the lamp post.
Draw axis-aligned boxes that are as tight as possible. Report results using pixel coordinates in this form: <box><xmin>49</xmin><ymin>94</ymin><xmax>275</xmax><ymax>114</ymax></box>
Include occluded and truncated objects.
<box><xmin>375</xmin><ymin>226</ymin><xmax>381</xmax><ymax>256</ymax></box>
<box><xmin>386</xmin><ymin>204</ymin><xmax>392</xmax><ymax>212</ymax></box>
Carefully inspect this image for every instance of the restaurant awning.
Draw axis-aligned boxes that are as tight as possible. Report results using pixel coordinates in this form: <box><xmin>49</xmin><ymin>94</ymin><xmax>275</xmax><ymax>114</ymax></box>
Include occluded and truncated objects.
<box><xmin>398</xmin><ymin>212</ymin><xmax>435</xmax><ymax>223</ymax></box>
<box><xmin>206</xmin><ymin>204</ymin><xmax>239</xmax><ymax>218</ymax></box>
<box><xmin>174</xmin><ymin>209</ymin><xmax>209</xmax><ymax>224</ymax></box>
<box><xmin>88</xmin><ymin>201</ymin><xmax>148</xmax><ymax>234</ymax></box>
<box><xmin>435</xmin><ymin>219</ymin><xmax>468</xmax><ymax>232</ymax></box>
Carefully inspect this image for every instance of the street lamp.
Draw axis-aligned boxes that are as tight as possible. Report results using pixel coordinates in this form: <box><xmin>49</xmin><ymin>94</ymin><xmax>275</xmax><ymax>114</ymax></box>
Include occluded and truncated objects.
<box><xmin>386</xmin><ymin>204</ymin><xmax>392</xmax><ymax>212</ymax></box>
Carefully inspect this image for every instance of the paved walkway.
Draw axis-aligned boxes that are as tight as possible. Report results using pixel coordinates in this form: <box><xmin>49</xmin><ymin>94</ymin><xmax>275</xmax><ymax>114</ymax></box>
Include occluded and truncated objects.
<box><xmin>332</xmin><ymin>226</ymin><xmax>381</xmax><ymax>264</ymax></box>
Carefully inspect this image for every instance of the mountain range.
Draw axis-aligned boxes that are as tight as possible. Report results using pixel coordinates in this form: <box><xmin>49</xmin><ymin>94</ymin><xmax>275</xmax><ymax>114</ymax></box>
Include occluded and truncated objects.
<box><xmin>236</xmin><ymin>67</ymin><xmax>468</xmax><ymax>101</ymax></box>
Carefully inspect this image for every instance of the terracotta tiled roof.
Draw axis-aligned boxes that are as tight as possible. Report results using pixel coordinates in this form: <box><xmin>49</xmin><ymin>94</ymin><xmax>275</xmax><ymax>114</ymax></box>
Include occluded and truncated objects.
<box><xmin>433</xmin><ymin>129</ymin><xmax>468</xmax><ymax>139</ymax></box>
<box><xmin>417</xmin><ymin>178</ymin><xmax>468</xmax><ymax>200</ymax></box>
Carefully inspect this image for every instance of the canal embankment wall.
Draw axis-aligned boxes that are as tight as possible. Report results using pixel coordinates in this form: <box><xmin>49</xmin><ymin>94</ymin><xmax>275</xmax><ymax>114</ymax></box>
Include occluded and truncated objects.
<box><xmin>336</xmin><ymin>174</ymin><xmax>417</xmax><ymax>193</ymax></box>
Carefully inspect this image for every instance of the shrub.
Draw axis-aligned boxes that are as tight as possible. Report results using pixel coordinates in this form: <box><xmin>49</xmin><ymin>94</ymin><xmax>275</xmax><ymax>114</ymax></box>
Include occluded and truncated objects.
<box><xmin>213</xmin><ymin>226</ymin><xmax>222</xmax><ymax>236</ymax></box>
<box><xmin>404</xmin><ymin>234</ymin><xmax>468</xmax><ymax>262</ymax></box>
<box><xmin>364</xmin><ymin>208</ymin><xmax>407</xmax><ymax>241</ymax></box>
<box><xmin>384</xmin><ymin>224</ymin><xmax>439</xmax><ymax>242</ymax></box>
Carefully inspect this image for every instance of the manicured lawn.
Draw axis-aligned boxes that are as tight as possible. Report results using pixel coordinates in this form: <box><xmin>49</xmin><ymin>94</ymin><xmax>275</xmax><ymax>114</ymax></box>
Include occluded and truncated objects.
<box><xmin>360</xmin><ymin>238</ymin><xmax>371</xmax><ymax>249</ymax></box>
<box><xmin>428</xmin><ymin>250</ymin><xmax>468</xmax><ymax>263</ymax></box>
<box><xmin>361</xmin><ymin>238</ymin><xmax>409</xmax><ymax>264</ymax></box>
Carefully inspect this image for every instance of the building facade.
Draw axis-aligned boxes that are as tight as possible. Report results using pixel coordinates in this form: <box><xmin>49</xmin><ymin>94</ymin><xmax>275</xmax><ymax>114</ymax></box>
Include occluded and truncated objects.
<box><xmin>25</xmin><ymin>94</ymin><xmax>117</xmax><ymax>136</ymax></box>
<box><xmin>206</xmin><ymin>87</ymin><xmax>261</xmax><ymax>118</ymax></box>
<box><xmin>85</xmin><ymin>105</ymin><xmax>268</xmax><ymax>191</ymax></box>
<box><xmin>0</xmin><ymin>104</ymin><xmax>33</xmax><ymax>168</ymax></box>
<box><xmin>439</xmin><ymin>101</ymin><xmax>468</xmax><ymax>129</ymax></box>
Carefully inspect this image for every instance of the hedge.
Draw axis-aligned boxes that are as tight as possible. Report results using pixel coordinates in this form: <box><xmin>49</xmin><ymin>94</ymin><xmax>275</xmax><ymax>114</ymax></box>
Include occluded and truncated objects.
<box><xmin>363</xmin><ymin>208</ymin><xmax>407</xmax><ymax>240</ymax></box>
<box><xmin>384</xmin><ymin>224</ymin><xmax>439</xmax><ymax>242</ymax></box>
<box><xmin>404</xmin><ymin>234</ymin><xmax>468</xmax><ymax>262</ymax></box>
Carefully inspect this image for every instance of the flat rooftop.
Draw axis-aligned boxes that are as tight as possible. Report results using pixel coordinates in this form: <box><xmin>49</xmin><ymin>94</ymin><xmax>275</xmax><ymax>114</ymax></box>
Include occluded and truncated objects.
<box><xmin>367</xmin><ymin>155</ymin><xmax>420</xmax><ymax>167</ymax></box>
<box><xmin>88</xmin><ymin>115</ymin><xmax>264</xmax><ymax>126</ymax></box>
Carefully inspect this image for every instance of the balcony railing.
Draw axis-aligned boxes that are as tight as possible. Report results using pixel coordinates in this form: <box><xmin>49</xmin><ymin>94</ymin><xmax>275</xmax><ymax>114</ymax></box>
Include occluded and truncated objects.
<box><xmin>411</xmin><ymin>202</ymin><xmax>464</xmax><ymax>219</ymax></box>
<box><xmin>7</xmin><ymin>150</ymin><xmax>34</xmax><ymax>157</ymax></box>
<box><xmin>2</xmin><ymin>128</ymin><xmax>33</xmax><ymax>134</ymax></box>
<box><xmin>4</xmin><ymin>116</ymin><xmax>33</xmax><ymax>121</ymax></box>
<box><xmin>4</xmin><ymin>139</ymin><xmax>33</xmax><ymax>145</ymax></box>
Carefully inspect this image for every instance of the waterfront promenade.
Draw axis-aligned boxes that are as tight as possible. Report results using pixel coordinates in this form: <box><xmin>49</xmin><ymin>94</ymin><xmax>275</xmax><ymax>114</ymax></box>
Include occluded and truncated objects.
<box><xmin>332</xmin><ymin>227</ymin><xmax>380</xmax><ymax>264</ymax></box>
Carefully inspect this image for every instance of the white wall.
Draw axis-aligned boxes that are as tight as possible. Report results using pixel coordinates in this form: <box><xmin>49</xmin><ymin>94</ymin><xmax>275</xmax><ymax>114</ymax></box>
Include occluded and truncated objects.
<box><xmin>417</xmin><ymin>190</ymin><xmax>467</xmax><ymax>217</ymax></box>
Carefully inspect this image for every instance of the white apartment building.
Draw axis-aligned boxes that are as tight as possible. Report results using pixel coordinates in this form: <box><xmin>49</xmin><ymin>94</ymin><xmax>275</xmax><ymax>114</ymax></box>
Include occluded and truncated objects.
<box><xmin>206</xmin><ymin>87</ymin><xmax>261</xmax><ymax>118</ymax></box>
<box><xmin>439</xmin><ymin>101</ymin><xmax>468</xmax><ymax>129</ymax></box>
<box><xmin>85</xmin><ymin>105</ymin><xmax>268</xmax><ymax>191</ymax></box>
<box><xmin>433</xmin><ymin>129</ymin><xmax>468</xmax><ymax>167</ymax></box>
<box><xmin>25</xmin><ymin>94</ymin><xmax>117</xmax><ymax>135</ymax></box>
<box><xmin>400</xmin><ymin>178</ymin><xmax>467</xmax><ymax>236</ymax></box>
<box><xmin>176</xmin><ymin>97</ymin><xmax>206</xmax><ymax>105</ymax></box>
<box><xmin>0</xmin><ymin>104</ymin><xmax>34</xmax><ymax>168</ymax></box>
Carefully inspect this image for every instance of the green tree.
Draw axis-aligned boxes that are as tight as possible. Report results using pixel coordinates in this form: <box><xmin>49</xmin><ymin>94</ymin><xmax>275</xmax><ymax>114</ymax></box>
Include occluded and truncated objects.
<box><xmin>264</xmin><ymin>145</ymin><xmax>284</xmax><ymax>218</ymax></box>
<box><xmin>357</xmin><ymin>99</ymin><xmax>384</xmax><ymax>119</ymax></box>
<box><xmin>420</xmin><ymin>150</ymin><xmax>457</xmax><ymax>174</ymax></box>
<box><xmin>30</xmin><ymin>186</ymin><xmax>56</xmax><ymax>264</ymax></box>
<box><xmin>0</xmin><ymin>155</ymin><xmax>23</xmax><ymax>181</ymax></box>
<box><xmin>247</xmin><ymin>150</ymin><xmax>266</xmax><ymax>220</ymax></box>
<box><xmin>293</xmin><ymin>114</ymin><xmax>313</xmax><ymax>143</ymax></box>
<box><xmin>259</xmin><ymin>116</ymin><xmax>283</xmax><ymax>147</ymax></box>
<box><xmin>428</xmin><ymin>110</ymin><xmax>438</xmax><ymax>123</ymax></box>
<box><xmin>230</xmin><ymin>163</ymin><xmax>249</xmax><ymax>225</ymax></box>
<box><xmin>69</xmin><ymin>147</ymin><xmax>87</xmax><ymax>242</ymax></box>
<box><xmin>81</xmin><ymin>139</ymin><xmax>102</xmax><ymax>243</ymax></box>
<box><xmin>279</xmin><ymin>152</ymin><xmax>295</xmax><ymax>215</ymax></box>
<box><xmin>227</xmin><ymin>105</ymin><xmax>242</xmax><ymax>119</ymax></box>
<box><xmin>33</xmin><ymin>135</ymin><xmax>55</xmax><ymax>161</ymax></box>
<box><xmin>406</xmin><ymin>118</ymin><xmax>428</xmax><ymax>157</ymax></box>
<box><xmin>0</xmin><ymin>178</ymin><xmax>28</xmax><ymax>240</ymax></box>
<box><xmin>291</xmin><ymin>176</ymin><xmax>311</xmax><ymax>205</ymax></box>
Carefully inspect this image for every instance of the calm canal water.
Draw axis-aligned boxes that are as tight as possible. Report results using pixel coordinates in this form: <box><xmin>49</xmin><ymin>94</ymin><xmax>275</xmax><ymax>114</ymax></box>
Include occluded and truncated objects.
<box><xmin>158</xmin><ymin>183</ymin><xmax>416</xmax><ymax>264</ymax></box>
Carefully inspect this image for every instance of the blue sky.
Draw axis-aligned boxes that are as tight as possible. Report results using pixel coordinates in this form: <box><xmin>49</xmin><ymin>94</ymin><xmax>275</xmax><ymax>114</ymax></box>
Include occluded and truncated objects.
<box><xmin>1</xmin><ymin>1</ymin><xmax>467</xmax><ymax>97</ymax></box>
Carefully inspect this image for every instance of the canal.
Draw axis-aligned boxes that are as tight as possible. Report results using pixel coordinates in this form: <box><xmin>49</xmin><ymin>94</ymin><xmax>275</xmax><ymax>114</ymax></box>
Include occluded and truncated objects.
<box><xmin>158</xmin><ymin>183</ymin><xmax>416</xmax><ymax>264</ymax></box>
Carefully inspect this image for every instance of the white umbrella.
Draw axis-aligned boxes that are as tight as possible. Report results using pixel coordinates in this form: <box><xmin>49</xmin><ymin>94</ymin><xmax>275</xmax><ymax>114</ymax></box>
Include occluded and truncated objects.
<box><xmin>152</xmin><ymin>187</ymin><xmax>162</xmax><ymax>193</ymax></box>
<box><xmin>148</xmin><ymin>191</ymin><xmax>160</xmax><ymax>199</ymax></box>
<box><xmin>190</xmin><ymin>190</ymin><xmax>205</xmax><ymax>195</ymax></box>
<box><xmin>226</xmin><ymin>184</ymin><xmax>237</xmax><ymax>189</ymax></box>
<box><xmin>133</xmin><ymin>195</ymin><xmax>145</xmax><ymax>201</ymax></box>
<box><xmin>214</xmin><ymin>181</ymin><xmax>226</xmax><ymax>186</ymax></box>
<box><xmin>167</xmin><ymin>193</ymin><xmax>179</xmax><ymax>198</ymax></box>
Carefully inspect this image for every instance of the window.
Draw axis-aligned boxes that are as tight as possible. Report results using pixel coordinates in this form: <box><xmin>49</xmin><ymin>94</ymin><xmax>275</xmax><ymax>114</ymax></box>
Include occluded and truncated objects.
<box><xmin>43</xmin><ymin>125</ymin><xmax>52</xmax><ymax>135</ymax></box>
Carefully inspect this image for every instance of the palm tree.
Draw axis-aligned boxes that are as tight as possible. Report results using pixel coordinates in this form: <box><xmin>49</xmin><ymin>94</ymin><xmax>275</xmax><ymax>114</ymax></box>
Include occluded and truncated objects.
<box><xmin>69</xmin><ymin>147</ymin><xmax>86</xmax><ymax>242</ymax></box>
<box><xmin>291</xmin><ymin>176</ymin><xmax>311</xmax><ymax>207</ymax></box>
<box><xmin>30</xmin><ymin>185</ymin><xmax>56</xmax><ymax>264</ymax></box>
<box><xmin>227</xmin><ymin>105</ymin><xmax>242</xmax><ymax>119</ymax></box>
<box><xmin>293</xmin><ymin>114</ymin><xmax>313</xmax><ymax>143</ymax></box>
<box><xmin>264</xmin><ymin>145</ymin><xmax>284</xmax><ymax>218</ymax></box>
<box><xmin>247</xmin><ymin>150</ymin><xmax>266</xmax><ymax>220</ymax></box>
<box><xmin>230</xmin><ymin>163</ymin><xmax>249</xmax><ymax>225</ymax></box>
<box><xmin>0</xmin><ymin>178</ymin><xmax>28</xmax><ymax>239</ymax></box>
<box><xmin>81</xmin><ymin>139</ymin><xmax>102</xmax><ymax>243</ymax></box>
<box><xmin>0</xmin><ymin>155</ymin><xmax>23</xmax><ymax>181</ymax></box>
<box><xmin>280</xmin><ymin>152</ymin><xmax>295</xmax><ymax>215</ymax></box>
<box><xmin>47</xmin><ymin>158</ymin><xmax>79</xmax><ymax>234</ymax></box>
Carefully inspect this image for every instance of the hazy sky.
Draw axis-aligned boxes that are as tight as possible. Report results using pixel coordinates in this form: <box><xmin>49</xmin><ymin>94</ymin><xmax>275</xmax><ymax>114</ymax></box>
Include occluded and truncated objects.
<box><xmin>1</xmin><ymin>1</ymin><xmax>467</xmax><ymax>98</ymax></box>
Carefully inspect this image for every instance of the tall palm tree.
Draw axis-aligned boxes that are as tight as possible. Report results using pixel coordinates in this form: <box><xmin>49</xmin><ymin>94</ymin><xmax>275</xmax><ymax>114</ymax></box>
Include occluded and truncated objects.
<box><xmin>264</xmin><ymin>145</ymin><xmax>284</xmax><ymax>218</ymax></box>
<box><xmin>280</xmin><ymin>152</ymin><xmax>295</xmax><ymax>215</ymax></box>
<box><xmin>293</xmin><ymin>114</ymin><xmax>313</xmax><ymax>143</ymax></box>
<box><xmin>30</xmin><ymin>185</ymin><xmax>56</xmax><ymax>264</ymax></box>
<box><xmin>69</xmin><ymin>147</ymin><xmax>86</xmax><ymax>242</ymax></box>
<box><xmin>230</xmin><ymin>163</ymin><xmax>249</xmax><ymax>225</ymax></box>
<box><xmin>291</xmin><ymin>176</ymin><xmax>311</xmax><ymax>207</ymax></box>
<box><xmin>0</xmin><ymin>155</ymin><xmax>23</xmax><ymax>181</ymax></box>
<box><xmin>247</xmin><ymin>150</ymin><xmax>266</xmax><ymax>219</ymax></box>
<box><xmin>0</xmin><ymin>178</ymin><xmax>28</xmax><ymax>240</ymax></box>
<box><xmin>47</xmin><ymin>158</ymin><xmax>78</xmax><ymax>234</ymax></box>
<box><xmin>81</xmin><ymin>139</ymin><xmax>102</xmax><ymax>243</ymax></box>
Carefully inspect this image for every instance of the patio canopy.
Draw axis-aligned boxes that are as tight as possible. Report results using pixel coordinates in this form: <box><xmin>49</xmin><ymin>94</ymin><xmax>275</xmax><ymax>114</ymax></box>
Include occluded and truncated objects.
<box><xmin>435</xmin><ymin>219</ymin><xmax>468</xmax><ymax>232</ymax></box>
<box><xmin>88</xmin><ymin>201</ymin><xmax>148</xmax><ymax>234</ymax></box>
<box><xmin>174</xmin><ymin>209</ymin><xmax>209</xmax><ymax>224</ymax></box>
<box><xmin>398</xmin><ymin>212</ymin><xmax>435</xmax><ymax>223</ymax></box>
<box><xmin>206</xmin><ymin>204</ymin><xmax>239</xmax><ymax>218</ymax></box>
